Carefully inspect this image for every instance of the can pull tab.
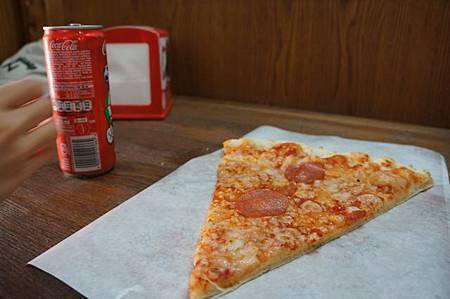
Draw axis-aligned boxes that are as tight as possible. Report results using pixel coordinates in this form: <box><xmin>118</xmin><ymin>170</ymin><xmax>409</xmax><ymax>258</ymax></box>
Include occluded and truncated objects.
<box><xmin>69</xmin><ymin>23</ymin><xmax>83</xmax><ymax>27</ymax></box>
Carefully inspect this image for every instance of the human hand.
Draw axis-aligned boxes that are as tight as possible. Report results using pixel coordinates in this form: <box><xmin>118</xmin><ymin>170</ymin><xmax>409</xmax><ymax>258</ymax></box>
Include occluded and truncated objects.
<box><xmin>0</xmin><ymin>78</ymin><xmax>56</xmax><ymax>200</ymax></box>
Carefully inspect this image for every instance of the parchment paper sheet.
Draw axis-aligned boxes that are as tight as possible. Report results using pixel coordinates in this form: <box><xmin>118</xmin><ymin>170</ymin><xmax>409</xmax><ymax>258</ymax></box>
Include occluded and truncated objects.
<box><xmin>29</xmin><ymin>126</ymin><xmax>450</xmax><ymax>299</ymax></box>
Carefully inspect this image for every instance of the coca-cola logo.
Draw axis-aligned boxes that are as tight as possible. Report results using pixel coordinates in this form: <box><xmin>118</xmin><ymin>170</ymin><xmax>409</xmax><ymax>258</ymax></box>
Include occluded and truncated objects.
<box><xmin>50</xmin><ymin>40</ymin><xmax>78</xmax><ymax>50</ymax></box>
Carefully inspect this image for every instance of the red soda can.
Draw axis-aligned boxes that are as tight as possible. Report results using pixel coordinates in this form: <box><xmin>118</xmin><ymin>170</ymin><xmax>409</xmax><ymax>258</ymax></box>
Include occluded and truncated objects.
<box><xmin>43</xmin><ymin>24</ymin><xmax>115</xmax><ymax>176</ymax></box>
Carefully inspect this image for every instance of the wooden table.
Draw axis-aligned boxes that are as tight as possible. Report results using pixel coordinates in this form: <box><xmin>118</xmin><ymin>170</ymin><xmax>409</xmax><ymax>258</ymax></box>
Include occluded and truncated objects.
<box><xmin>1</xmin><ymin>96</ymin><xmax>449</xmax><ymax>298</ymax></box>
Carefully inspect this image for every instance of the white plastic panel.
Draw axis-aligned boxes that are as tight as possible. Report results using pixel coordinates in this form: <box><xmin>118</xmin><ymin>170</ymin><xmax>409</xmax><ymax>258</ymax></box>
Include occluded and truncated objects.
<box><xmin>106</xmin><ymin>43</ymin><xmax>151</xmax><ymax>105</ymax></box>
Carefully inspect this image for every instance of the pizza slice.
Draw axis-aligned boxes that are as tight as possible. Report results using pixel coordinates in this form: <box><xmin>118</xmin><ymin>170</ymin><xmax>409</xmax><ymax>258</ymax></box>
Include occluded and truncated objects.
<box><xmin>188</xmin><ymin>139</ymin><xmax>432</xmax><ymax>299</ymax></box>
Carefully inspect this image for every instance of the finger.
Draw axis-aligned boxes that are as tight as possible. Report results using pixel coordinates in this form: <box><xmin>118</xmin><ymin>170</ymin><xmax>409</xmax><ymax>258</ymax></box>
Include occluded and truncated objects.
<box><xmin>13</xmin><ymin>95</ymin><xmax>53</xmax><ymax>132</ymax></box>
<box><xmin>0</xmin><ymin>98</ymin><xmax>52</xmax><ymax>154</ymax></box>
<box><xmin>0</xmin><ymin>78</ymin><xmax>46</xmax><ymax>109</ymax></box>
<box><xmin>18</xmin><ymin>120</ymin><xmax>56</xmax><ymax>159</ymax></box>
<box><xmin>0</xmin><ymin>120</ymin><xmax>55</xmax><ymax>166</ymax></box>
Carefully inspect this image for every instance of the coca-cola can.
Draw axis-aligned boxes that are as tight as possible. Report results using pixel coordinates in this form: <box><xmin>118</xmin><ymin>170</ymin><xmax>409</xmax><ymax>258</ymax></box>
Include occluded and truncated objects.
<box><xmin>43</xmin><ymin>24</ymin><xmax>115</xmax><ymax>176</ymax></box>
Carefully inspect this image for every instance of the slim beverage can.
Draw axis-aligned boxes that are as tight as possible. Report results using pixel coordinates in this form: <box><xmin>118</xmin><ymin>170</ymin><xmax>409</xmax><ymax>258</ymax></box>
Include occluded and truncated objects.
<box><xmin>43</xmin><ymin>24</ymin><xmax>115</xmax><ymax>176</ymax></box>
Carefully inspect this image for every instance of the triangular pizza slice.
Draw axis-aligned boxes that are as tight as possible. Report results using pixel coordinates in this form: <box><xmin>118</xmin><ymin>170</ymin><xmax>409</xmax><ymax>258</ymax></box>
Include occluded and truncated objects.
<box><xmin>189</xmin><ymin>139</ymin><xmax>432</xmax><ymax>298</ymax></box>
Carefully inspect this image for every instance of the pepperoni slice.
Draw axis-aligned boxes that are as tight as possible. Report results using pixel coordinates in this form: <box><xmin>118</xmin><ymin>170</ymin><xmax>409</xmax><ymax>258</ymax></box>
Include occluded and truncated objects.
<box><xmin>285</xmin><ymin>162</ymin><xmax>325</xmax><ymax>183</ymax></box>
<box><xmin>235</xmin><ymin>189</ymin><xmax>289</xmax><ymax>217</ymax></box>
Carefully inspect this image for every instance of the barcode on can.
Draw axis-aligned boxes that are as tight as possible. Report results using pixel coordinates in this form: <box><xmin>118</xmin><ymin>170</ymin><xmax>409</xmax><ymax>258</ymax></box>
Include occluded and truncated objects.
<box><xmin>70</xmin><ymin>135</ymin><xmax>101</xmax><ymax>172</ymax></box>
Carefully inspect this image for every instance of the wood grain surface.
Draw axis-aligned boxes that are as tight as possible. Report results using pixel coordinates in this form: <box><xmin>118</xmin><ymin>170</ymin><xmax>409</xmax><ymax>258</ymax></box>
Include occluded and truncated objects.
<box><xmin>1</xmin><ymin>96</ymin><xmax>449</xmax><ymax>298</ymax></box>
<box><xmin>19</xmin><ymin>0</ymin><xmax>450</xmax><ymax>128</ymax></box>
<box><xmin>0</xmin><ymin>0</ymin><xmax>24</xmax><ymax>62</ymax></box>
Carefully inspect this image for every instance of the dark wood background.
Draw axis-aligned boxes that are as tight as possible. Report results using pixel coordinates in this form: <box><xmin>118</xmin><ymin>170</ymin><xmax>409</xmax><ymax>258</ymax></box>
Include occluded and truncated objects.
<box><xmin>1</xmin><ymin>0</ymin><xmax>450</xmax><ymax>128</ymax></box>
<box><xmin>0</xmin><ymin>0</ymin><xmax>24</xmax><ymax>62</ymax></box>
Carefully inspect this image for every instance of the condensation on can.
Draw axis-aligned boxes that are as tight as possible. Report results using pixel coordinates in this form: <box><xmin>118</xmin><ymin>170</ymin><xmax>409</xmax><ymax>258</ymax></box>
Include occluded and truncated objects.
<box><xmin>43</xmin><ymin>24</ymin><xmax>115</xmax><ymax>176</ymax></box>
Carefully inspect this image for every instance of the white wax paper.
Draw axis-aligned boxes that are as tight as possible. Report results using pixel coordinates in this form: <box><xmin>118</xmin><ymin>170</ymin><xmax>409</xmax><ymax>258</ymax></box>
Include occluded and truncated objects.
<box><xmin>29</xmin><ymin>126</ymin><xmax>450</xmax><ymax>299</ymax></box>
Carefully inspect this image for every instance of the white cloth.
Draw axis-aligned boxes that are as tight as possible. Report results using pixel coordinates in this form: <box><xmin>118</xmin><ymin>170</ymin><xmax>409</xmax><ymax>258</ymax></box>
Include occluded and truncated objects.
<box><xmin>0</xmin><ymin>40</ymin><xmax>47</xmax><ymax>86</ymax></box>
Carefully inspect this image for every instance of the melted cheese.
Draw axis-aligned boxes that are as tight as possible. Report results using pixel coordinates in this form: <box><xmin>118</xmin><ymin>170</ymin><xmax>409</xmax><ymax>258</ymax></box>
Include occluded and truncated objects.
<box><xmin>191</xmin><ymin>138</ymin><xmax>432</xmax><ymax>292</ymax></box>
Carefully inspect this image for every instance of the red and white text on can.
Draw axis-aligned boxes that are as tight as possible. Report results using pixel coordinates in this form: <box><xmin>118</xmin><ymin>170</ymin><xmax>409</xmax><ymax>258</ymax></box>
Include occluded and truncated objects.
<box><xmin>103</xmin><ymin>26</ymin><xmax>172</xmax><ymax>119</ymax></box>
<box><xmin>43</xmin><ymin>24</ymin><xmax>115</xmax><ymax>176</ymax></box>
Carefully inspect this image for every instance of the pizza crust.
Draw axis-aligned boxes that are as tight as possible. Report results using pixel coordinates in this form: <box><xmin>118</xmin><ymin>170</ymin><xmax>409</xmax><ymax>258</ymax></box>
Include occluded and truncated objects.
<box><xmin>189</xmin><ymin>275</ymin><xmax>221</xmax><ymax>299</ymax></box>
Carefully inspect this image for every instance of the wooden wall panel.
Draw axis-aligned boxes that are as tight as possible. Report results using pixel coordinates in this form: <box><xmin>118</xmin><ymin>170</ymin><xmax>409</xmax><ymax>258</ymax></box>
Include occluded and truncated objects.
<box><xmin>22</xmin><ymin>0</ymin><xmax>450</xmax><ymax>128</ymax></box>
<box><xmin>0</xmin><ymin>0</ymin><xmax>24</xmax><ymax>62</ymax></box>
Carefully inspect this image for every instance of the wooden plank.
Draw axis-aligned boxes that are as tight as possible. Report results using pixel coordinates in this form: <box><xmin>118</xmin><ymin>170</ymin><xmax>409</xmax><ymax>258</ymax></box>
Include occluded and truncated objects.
<box><xmin>0</xmin><ymin>0</ymin><xmax>24</xmax><ymax>62</ymax></box>
<box><xmin>24</xmin><ymin>0</ymin><xmax>450</xmax><ymax>128</ymax></box>
<box><xmin>18</xmin><ymin>0</ymin><xmax>64</xmax><ymax>42</ymax></box>
<box><xmin>43</xmin><ymin>0</ymin><xmax>65</xmax><ymax>25</ymax></box>
<box><xmin>0</xmin><ymin>96</ymin><xmax>449</xmax><ymax>297</ymax></box>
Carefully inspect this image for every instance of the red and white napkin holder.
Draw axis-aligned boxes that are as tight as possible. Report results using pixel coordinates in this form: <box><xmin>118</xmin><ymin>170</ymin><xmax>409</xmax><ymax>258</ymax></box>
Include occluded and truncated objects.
<box><xmin>104</xmin><ymin>26</ymin><xmax>172</xmax><ymax>119</ymax></box>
